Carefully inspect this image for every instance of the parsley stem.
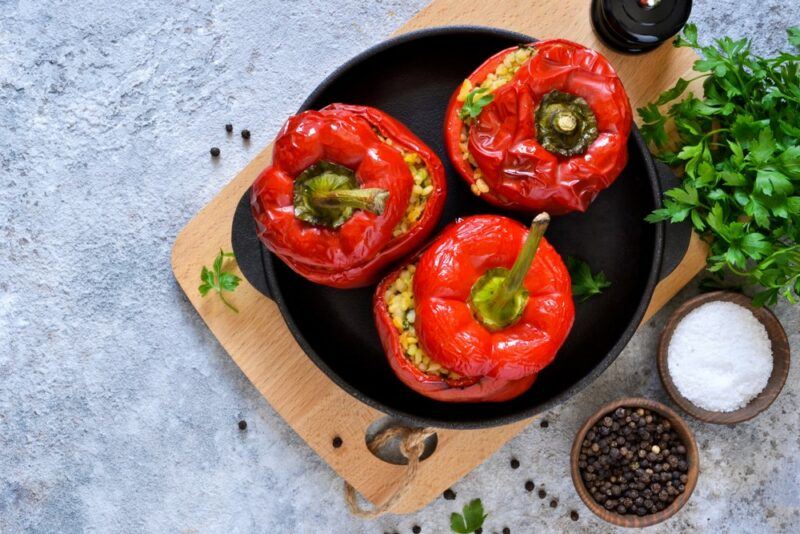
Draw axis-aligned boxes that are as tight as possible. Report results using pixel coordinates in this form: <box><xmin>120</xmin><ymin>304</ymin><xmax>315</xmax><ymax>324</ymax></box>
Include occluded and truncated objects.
<box><xmin>218</xmin><ymin>291</ymin><xmax>239</xmax><ymax>313</ymax></box>
<box><xmin>685</xmin><ymin>73</ymin><xmax>712</xmax><ymax>85</ymax></box>
<box><xmin>702</xmin><ymin>128</ymin><xmax>729</xmax><ymax>139</ymax></box>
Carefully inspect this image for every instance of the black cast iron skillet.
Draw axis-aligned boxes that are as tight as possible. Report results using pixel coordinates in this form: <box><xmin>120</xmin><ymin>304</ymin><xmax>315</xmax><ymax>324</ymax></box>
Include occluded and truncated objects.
<box><xmin>231</xmin><ymin>26</ymin><xmax>691</xmax><ymax>429</ymax></box>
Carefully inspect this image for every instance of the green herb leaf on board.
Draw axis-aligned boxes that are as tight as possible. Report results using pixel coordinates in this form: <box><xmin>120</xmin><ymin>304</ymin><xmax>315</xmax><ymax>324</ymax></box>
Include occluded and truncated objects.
<box><xmin>198</xmin><ymin>250</ymin><xmax>241</xmax><ymax>312</ymax></box>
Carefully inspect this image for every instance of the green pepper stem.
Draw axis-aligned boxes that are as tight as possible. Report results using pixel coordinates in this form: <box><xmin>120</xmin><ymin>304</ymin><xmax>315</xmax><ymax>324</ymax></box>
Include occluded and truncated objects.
<box><xmin>553</xmin><ymin>111</ymin><xmax>578</xmax><ymax>134</ymax></box>
<box><xmin>469</xmin><ymin>213</ymin><xmax>550</xmax><ymax>331</ymax></box>
<box><xmin>493</xmin><ymin>213</ymin><xmax>550</xmax><ymax>310</ymax></box>
<box><xmin>309</xmin><ymin>188</ymin><xmax>389</xmax><ymax>215</ymax></box>
<box><xmin>535</xmin><ymin>90</ymin><xmax>599</xmax><ymax>157</ymax></box>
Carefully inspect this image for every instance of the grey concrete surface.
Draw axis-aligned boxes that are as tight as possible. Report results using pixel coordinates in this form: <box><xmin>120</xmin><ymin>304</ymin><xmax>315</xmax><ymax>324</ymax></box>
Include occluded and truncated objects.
<box><xmin>1</xmin><ymin>1</ymin><xmax>798</xmax><ymax>532</ymax></box>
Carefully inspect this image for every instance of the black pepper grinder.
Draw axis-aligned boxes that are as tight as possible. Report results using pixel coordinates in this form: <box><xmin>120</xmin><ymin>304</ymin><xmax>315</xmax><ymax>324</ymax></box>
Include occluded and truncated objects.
<box><xmin>591</xmin><ymin>0</ymin><xmax>693</xmax><ymax>54</ymax></box>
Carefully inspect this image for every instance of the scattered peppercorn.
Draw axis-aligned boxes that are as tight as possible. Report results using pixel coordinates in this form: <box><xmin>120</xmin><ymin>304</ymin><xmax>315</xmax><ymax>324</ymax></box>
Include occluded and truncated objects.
<box><xmin>510</xmin><ymin>458</ymin><xmax>520</xmax><ymax>469</ymax></box>
<box><xmin>225</xmin><ymin>123</ymin><xmax>233</xmax><ymax>133</ymax></box>
<box><xmin>525</xmin><ymin>480</ymin><xmax>535</xmax><ymax>492</ymax></box>
<box><xmin>412</xmin><ymin>526</ymin><xmax>421</xmax><ymax>533</ymax></box>
<box><xmin>474</xmin><ymin>529</ymin><xmax>482</xmax><ymax>534</ymax></box>
<box><xmin>578</xmin><ymin>406</ymin><xmax>690</xmax><ymax>517</ymax></box>
<box><xmin>332</xmin><ymin>436</ymin><xmax>343</xmax><ymax>448</ymax></box>
<box><xmin>549</xmin><ymin>498</ymin><xmax>558</xmax><ymax>508</ymax></box>
<box><xmin>570</xmin><ymin>510</ymin><xmax>579</xmax><ymax>521</ymax></box>
<box><xmin>540</xmin><ymin>419</ymin><xmax>549</xmax><ymax>428</ymax></box>
<box><xmin>502</xmin><ymin>528</ymin><xmax>511</xmax><ymax>534</ymax></box>
<box><xmin>237</xmin><ymin>420</ymin><xmax>247</xmax><ymax>430</ymax></box>
<box><xmin>241</xmin><ymin>129</ymin><xmax>251</xmax><ymax>140</ymax></box>
<box><xmin>210</xmin><ymin>147</ymin><xmax>220</xmax><ymax>157</ymax></box>
<box><xmin>443</xmin><ymin>488</ymin><xmax>456</xmax><ymax>500</ymax></box>
<box><xmin>538</xmin><ymin>489</ymin><xmax>546</xmax><ymax>499</ymax></box>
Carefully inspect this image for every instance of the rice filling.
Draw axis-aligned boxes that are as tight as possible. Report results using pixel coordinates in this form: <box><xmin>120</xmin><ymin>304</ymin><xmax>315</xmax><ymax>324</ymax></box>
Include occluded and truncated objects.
<box><xmin>372</xmin><ymin>130</ymin><xmax>434</xmax><ymax>236</ymax></box>
<box><xmin>384</xmin><ymin>264</ymin><xmax>461</xmax><ymax>379</ymax></box>
<box><xmin>457</xmin><ymin>46</ymin><xmax>535</xmax><ymax>196</ymax></box>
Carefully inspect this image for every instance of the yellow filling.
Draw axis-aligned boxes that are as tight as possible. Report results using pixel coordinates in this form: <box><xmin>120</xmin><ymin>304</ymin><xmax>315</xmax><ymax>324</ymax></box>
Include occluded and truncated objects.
<box><xmin>385</xmin><ymin>264</ymin><xmax>461</xmax><ymax>379</ymax></box>
<box><xmin>394</xmin><ymin>151</ymin><xmax>433</xmax><ymax>236</ymax></box>
<box><xmin>457</xmin><ymin>46</ymin><xmax>535</xmax><ymax>196</ymax></box>
<box><xmin>375</xmin><ymin>132</ymin><xmax>434</xmax><ymax>236</ymax></box>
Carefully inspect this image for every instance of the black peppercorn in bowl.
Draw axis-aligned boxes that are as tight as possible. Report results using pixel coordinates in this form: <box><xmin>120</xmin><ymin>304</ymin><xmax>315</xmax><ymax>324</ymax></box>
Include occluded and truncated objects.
<box><xmin>570</xmin><ymin>397</ymin><xmax>699</xmax><ymax>528</ymax></box>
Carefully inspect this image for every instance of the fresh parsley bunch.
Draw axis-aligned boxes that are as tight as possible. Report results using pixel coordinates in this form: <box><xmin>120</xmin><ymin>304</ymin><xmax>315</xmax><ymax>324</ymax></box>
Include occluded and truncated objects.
<box><xmin>640</xmin><ymin>24</ymin><xmax>800</xmax><ymax>305</ymax></box>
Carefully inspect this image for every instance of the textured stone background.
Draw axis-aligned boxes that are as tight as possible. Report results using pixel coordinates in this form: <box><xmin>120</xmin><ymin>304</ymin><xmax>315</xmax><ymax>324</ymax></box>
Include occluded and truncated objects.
<box><xmin>1</xmin><ymin>1</ymin><xmax>798</xmax><ymax>532</ymax></box>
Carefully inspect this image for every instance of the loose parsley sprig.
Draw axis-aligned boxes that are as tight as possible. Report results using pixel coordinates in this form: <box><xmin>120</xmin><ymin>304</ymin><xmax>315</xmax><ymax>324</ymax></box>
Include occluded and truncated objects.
<box><xmin>459</xmin><ymin>87</ymin><xmax>494</xmax><ymax>120</ymax></box>
<box><xmin>639</xmin><ymin>24</ymin><xmax>800</xmax><ymax>305</ymax></box>
<box><xmin>450</xmin><ymin>499</ymin><xmax>487</xmax><ymax>534</ymax></box>
<box><xmin>566</xmin><ymin>256</ymin><xmax>611</xmax><ymax>301</ymax></box>
<box><xmin>199</xmin><ymin>249</ymin><xmax>241</xmax><ymax>312</ymax></box>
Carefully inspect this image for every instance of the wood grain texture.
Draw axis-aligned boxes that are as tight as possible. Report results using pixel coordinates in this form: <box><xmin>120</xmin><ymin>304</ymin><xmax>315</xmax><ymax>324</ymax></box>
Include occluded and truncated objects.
<box><xmin>171</xmin><ymin>0</ymin><xmax>705</xmax><ymax>514</ymax></box>
<box><xmin>657</xmin><ymin>291</ymin><xmax>791</xmax><ymax>424</ymax></box>
<box><xmin>570</xmin><ymin>397</ymin><xmax>700</xmax><ymax>528</ymax></box>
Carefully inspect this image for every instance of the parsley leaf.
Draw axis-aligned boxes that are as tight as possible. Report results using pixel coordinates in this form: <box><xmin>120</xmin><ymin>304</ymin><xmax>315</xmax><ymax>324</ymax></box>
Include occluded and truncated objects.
<box><xmin>566</xmin><ymin>257</ymin><xmax>612</xmax><ymax>302</ymax></box>
<box><xmin>674</xmin><ymin>23</ymin><xmax>699</xmax><ymax>48</ymax></box>
<box><xmin>198</xmin><ymin>249</ymin><xmax>241</xmax><ymax>312</ymax></box>
<box><xmin>450</xmin><ymin>499</ymin><xmax>487</xmax><ymax>533</ymax></box>
<box><xmin>459</xmin><ymin>87</ymin><xmax>494</xmax><ymax>121</ymax></box>
<box><xmin>656</xmin><ymin>77</ymin><xmax>690</xmax><ymax>106</ymax></box>
<box><xmin>788</xmin><ymin>27</ymin><xmax>800</xmax><ymax>47</ymax></box>
<box><xmin>640</xmin><ymin>25</ymin><xmax>800</xmax><ymax>305</ymax></box>
<box><xmin>638</xmin><ymin>103</ymin><xmax>669</xmax><ymax>149</ymax></box>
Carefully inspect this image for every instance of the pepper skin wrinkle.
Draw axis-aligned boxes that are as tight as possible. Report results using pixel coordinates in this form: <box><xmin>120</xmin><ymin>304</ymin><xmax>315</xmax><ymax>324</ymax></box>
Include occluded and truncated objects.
<box><xmin>445</xmin><ymin>40</ymin><xmax>632</xmax><ymax>214</ymax></box>
<box><xmin>252</xmin><ymin>104</ymin><xmax>446</xmax><ymax>288</ymax></box>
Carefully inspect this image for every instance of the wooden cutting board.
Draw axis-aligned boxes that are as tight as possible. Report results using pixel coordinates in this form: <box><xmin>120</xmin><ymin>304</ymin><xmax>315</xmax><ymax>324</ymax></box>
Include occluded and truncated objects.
<box><xmin>171</xmin><ymin>0</ymin><xmax>707</xmax><ymax>514</ymax></box>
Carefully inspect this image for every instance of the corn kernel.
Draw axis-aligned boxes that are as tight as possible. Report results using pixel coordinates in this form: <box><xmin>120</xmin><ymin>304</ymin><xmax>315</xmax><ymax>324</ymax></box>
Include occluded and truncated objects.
<box><xmin>456</xmin><ymin>79</ymin><xmax>473</xmax><ymax>102</ymax></box>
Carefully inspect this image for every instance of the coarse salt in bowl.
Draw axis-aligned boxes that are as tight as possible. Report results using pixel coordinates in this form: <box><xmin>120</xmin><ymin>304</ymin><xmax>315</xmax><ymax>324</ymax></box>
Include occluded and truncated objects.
<box><xmin>667</xmin><ymin>300</ymin><xmax>773</xmax><ymax>413</ymax></box>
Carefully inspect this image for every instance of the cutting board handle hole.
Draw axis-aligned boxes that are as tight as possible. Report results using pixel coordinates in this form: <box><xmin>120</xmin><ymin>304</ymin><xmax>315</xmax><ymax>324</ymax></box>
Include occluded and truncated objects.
<box><xmin>365</xmin><ymin>416</ymin><xmax>438</xmax><ymax>465</ymax></box>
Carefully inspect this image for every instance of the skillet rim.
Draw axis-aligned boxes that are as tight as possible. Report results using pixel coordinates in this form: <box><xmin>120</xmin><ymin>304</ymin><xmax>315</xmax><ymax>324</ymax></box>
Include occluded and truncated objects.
<box><xmin>261</xmin><ymin>25</ymin><xmax>665</xmax><ymax>429</ymax></box>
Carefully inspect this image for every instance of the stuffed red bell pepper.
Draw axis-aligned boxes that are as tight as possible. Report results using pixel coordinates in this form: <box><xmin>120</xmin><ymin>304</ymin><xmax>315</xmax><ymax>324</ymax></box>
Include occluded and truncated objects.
<box><xmin>444</xmin><ymin>40</ymin><xmax>632</xmax><ymax>214</ymax></box>
<box><xmin>374</xmin><ymin>213</ymin><xmax>574</xmax><ymax>402</ymax></box>
<box><xmin>251</xmin><ymin>104</ymin><xmax>446</xmax><ymax>288</ymax></box>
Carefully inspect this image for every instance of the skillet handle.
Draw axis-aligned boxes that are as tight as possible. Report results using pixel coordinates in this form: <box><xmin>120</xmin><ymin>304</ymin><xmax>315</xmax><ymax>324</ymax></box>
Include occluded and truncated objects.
<box><xmin>654</xmin><ymin>160</ymin><xmax>693</xmax><ymax>281</ymax></box>
<box><xmin>231</xmin><ymin>188</ymin><xmax>274</xmax><ymax>300</ymax></box>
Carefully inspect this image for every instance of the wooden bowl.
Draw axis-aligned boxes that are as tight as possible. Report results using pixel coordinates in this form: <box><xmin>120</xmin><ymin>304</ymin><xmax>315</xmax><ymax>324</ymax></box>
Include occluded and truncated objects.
<box><xmin>658</xmin><ymin>291</ymin><xmax>790</xmax><ymax>424</ymax></box>
<box><xmin>570</xmin><ymin>397</ymin><xmax>699</xmax><ymax>528</ymax></box>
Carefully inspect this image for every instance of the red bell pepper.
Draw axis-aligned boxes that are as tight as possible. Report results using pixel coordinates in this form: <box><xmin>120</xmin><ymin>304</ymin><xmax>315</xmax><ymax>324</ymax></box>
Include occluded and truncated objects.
<box><xmin>444</xmin><ymin>40</ymin><xmax>632</xmax><ymax>214</ymax></box>
<box><xmin>251</xmin><ymin>104</ymin><xmax>446</xmax><ymax>288</ymax></box>
<box><xmin>374</xmin><ymin>214</ymin><xmax>574</xmax><ymax>402</ymax></box>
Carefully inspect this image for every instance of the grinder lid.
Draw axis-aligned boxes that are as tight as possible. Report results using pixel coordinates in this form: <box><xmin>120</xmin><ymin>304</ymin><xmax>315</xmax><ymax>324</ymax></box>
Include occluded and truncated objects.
<box><xmin>591</xmin><ymin>0</ymin><xmax>693</xmax><ymax>54</ymax></box>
